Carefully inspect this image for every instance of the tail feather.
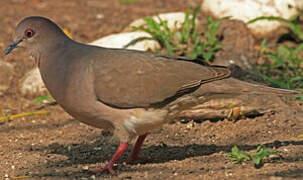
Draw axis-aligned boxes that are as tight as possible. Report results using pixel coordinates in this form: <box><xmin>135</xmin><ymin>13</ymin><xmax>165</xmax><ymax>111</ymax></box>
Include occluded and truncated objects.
<box><xmin>235</xmin><ymin>79</ymin><xmax>299</xmax><ymax>95</ymax></box>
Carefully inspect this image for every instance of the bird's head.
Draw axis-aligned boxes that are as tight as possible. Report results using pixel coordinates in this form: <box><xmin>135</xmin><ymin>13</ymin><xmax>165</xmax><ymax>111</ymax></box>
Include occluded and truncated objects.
<box><xmin>4</xmin><ymin>16</ymin><xmax>69</xmax><ymax>56</ymax></box>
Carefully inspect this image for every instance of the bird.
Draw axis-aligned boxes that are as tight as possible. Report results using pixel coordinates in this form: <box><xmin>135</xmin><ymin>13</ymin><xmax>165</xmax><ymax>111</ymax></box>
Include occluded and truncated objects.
<box><xmin>4</xmin><ymin>16</ymin><xmax>296</xmax><ymax>174</ymax></box>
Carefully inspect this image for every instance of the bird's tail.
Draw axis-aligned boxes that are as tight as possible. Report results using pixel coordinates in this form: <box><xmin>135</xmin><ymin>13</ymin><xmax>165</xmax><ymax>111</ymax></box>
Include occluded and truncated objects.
<box><xmin>230</xmin><ymin>78</ymin><xmax>299</xmax><ymax>96</ymax></box>
<box><xmin>175</xmin><ymin>79</ymin><xmax>298</xmax><ymax>121</ymax></box>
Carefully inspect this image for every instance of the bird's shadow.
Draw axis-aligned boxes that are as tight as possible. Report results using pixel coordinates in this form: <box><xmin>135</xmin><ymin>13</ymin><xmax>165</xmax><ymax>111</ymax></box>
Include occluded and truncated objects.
<box><xmin>27</xmin><ymin>137</ymin><xmax>303</xmax><ymax>178</ymax></box>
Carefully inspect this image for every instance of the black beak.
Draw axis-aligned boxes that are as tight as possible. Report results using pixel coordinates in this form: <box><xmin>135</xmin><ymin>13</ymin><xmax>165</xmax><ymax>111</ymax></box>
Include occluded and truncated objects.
<box><xmin>4</xmin><ymin>39</ymin><xmax>23</xmax><ymax>55</ymax></box>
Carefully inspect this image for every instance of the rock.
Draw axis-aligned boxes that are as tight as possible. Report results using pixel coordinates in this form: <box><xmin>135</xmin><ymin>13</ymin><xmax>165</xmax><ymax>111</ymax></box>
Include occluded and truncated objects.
<box><xmin>218</xmin><ymin>20</ymin><xmax>255</xmax><ymax>58</ymax></box>
<box><xmin>90</xmin><ymin>12</ymin><xmax>200</xmax><ymax>51</ymax></box>
<box><xmin>214</xmin><ymin>20</ymin><xmax>256</xmax><ymax>68</ymax></box>
<box><xmin>202</xmin><ymin>0</ymin><xmax>303</xmax><ymax>38</ymax></box>
<box><xmin>89</xmin><ymin>31</ymin><xmax>160</xmax><ymax>51</ymax></box>
<box><xmin>0</xmin><ymin>61</ymin><xmax>14</xmax><ymax>96</ymax></box>
<box><xmin>19</xmin><ymin>67</ymin><xmax>47</xmax><ymax>97</ymax></box>
<box><xmin>127</xmin><ymin>12</ymin><xmax>198</xmax><ymax>31</ymax></box>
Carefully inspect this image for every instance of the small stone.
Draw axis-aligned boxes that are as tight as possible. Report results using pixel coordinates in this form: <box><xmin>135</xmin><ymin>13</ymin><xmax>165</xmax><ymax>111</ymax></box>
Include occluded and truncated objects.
<box><xmin>90</xmin><ymin>32</ymin><xmax>160</xmax><ymax>51</ymax></box>
<box><xmin>96</xmin><ymin>13</ymin><xmax>104</xmax><ymax>19</ymax></box>
<box><xmin>269</xmin><ymin>154</ymin><xmax>279</xmax><ymax>159</ymax></box>
<box><xmin>82</xmin><ymin>165</ymin><xmax>89</xmax><ymax>170</ymax></box>
<box><xmin>19</xmin><ymin>68</ymin><xmax>48</xmax><ymax>97</ymax></box>
<box><xmin>180</xmin><ymin>119</ymin><xmax>190</xmax><ymax>123</ymax></box>
<box><xmin>186</xmin><ymin>122</ymin><xmax>194</xmax><ymax>129</ymax></box>
<box><xmin>93</xmin><ymin>147</ymin><xmax>102</xmax><ymax>151</ymax></box>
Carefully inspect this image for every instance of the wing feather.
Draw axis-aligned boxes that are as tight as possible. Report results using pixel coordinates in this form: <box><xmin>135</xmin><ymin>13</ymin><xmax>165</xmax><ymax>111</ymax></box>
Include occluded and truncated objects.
<box><xmin>92</xmin><ymin>49</ymin><xmax>231</xmax><ymax>108</ymax></box>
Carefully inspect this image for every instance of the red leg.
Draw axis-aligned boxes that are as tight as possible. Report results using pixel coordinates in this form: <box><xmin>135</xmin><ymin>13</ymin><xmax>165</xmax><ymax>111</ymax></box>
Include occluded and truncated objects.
<box><xmin>126</xmin><ymin>134</ymin><xmax>149</xmax><ymax>164</ymax></box>
<box><xmin>91</xmin><ymin>142</ymin><xmax>128</xmax><ymax>174</ymax></box>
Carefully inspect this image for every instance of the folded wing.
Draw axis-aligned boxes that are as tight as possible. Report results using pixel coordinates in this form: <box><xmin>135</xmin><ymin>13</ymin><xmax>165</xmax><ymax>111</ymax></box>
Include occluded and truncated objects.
<box><xmin>93</xmin><ymin>49</ymin><xmax>230</xmax><ymax>108</ymax></box>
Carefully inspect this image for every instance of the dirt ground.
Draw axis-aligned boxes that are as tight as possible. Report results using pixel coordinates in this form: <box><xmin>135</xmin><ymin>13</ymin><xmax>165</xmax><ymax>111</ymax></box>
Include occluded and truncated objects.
<box><xmin>0</xmin><ymin>0</ymin><xmax>303</xmax><ymax>179</ymax></box>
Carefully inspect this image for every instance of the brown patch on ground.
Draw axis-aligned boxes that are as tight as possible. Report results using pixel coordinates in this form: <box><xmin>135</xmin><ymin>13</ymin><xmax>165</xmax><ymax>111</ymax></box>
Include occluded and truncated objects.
<box><xmin>0</xmin><ymin>0</ymin><xmax>303</xmax><ymax>179</ymax></box>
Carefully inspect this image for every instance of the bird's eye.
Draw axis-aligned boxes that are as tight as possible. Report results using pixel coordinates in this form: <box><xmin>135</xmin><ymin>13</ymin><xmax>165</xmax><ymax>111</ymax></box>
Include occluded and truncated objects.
<box><xmin>24</xmin><ymin>29</ymin><xmax>35</xmax><ymax>38</ymax></box>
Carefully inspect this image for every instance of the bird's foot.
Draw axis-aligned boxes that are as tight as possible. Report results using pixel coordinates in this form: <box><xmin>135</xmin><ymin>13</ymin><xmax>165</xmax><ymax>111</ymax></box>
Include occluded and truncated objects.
<box><xmin>91</xmin><ymin>142</ymin><xmax>128</xmax><ymax>174</ymax></box>
<box><xmin>91</xmin><ymin>162</ymin><xmax>115</xmax><ymax>174</ymax></box>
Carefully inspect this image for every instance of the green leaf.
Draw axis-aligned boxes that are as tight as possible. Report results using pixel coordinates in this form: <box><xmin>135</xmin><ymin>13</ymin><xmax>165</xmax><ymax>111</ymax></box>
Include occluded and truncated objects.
<box><xmin>34</xmin><ymin>95</ymin><xmax>53</xmax><ymax>103</ymax></box>
<box><xmin>250</xmin><ymin>145</ymin><xmax>278</xmax><ymax>167</ymax></box>
<box><xmin>260</xmin><ymin>39</ymin><xmax>267</xmax><ymax>50</ymax></box>
<box><xmin>228</xmin><ymin>145</ymin><xmax>279</xmax><ymax>168</ymax></box>
<box><xmin>125</xmin><ymin>6</ymin><xmax>222</xmax><ymax>62</ymax></box>
<box><xmin>123</xmin><ymin>36</ymin><xmax>155</xmax><ymax>49</ymax></box>
<box><xmin>228</xmin><ymin>145</ymin><xmax>250</xmax><ymax>163</ymax></box>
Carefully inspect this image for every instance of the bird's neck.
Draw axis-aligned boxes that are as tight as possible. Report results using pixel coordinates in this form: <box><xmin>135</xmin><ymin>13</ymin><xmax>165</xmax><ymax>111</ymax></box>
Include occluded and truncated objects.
<box><xmin>37</xmin><ymin>37</ymin><xmax>76</xmax><ymax>101</ymax></box>
<box><xmin>36</xmin><ymin>37</ymin><xmax>71</xmax><ymax>66</ymax></box>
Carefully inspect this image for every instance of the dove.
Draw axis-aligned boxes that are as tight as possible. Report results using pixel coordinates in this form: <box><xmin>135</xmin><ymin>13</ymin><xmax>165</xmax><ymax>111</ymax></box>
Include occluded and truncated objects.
<box><xmin>5</xmin><ymin>16</ymin><xmax>296</xmax><ymax>174</ymax></box>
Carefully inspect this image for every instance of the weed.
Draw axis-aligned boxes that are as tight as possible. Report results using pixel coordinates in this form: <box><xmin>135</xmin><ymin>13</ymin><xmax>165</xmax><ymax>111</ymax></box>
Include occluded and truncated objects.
<box><xmin>255</xmin><ymin>40</ymin><xmax>303</xmax><ymax>97</ymax></box>
<box><xmin>248</xmin><ymin>10</ymin><xmax>303</xmax><ymax>92</ymax></box>
<box><xmin>34</xmin><ymin>95</ymin><xmax>54</xmax><ymax>103</ymax></box>
<box><xmin>250</xmin><ymin>12</ymin><xmax>303</xmax><ymax>100</ymax></box>
<box><xmin>249</xmin><ymin>145</ymin><xmax>279</xmax><ymax>168</ymax></box>
<box><xmin>124</xmin><ymin>7</ymin><xmax>222</xmax><ymax>61</ymax></box>
<box><xmin>228</xmin><ymin>145</ymin><xmax>279</xmax><ymax>168</ymax></box>
<box><xmin>228</xmin><ymin>145</ymin><xmax>250</xmax><ymax>163</ymax></box>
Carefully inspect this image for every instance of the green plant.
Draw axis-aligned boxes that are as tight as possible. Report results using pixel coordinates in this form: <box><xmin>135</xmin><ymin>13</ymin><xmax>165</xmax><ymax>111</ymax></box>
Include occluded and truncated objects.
<box><xmin>34</xmin><ymin>95</ymin><xmax>54</xmax><ymax>103</ymax></box>
<box><xmin>258</xmin><ymin>39</ymin><xmax>269</xmax><ymax>54</ymax></box>
<box><xmin>228</xmin><ymin>145</ymin><xmax>279</xmax><ymax>168</ymax></box>
<box><xmin>200</xmin><ymin>17</ymin><xmax>222</xmax><ymax>60</ymax></box>
<box><xmin>228</xmin><ymin>145</ymin><xmax>250</xmax><ymax>163</ymax></box>
<box><xmin>250</xmin><ymin>145</ymin><xmax>279</xmax><ymax>168</ymax></box>
<box><xmin>250</xmin><ymin>12</ymin><xmax>303</xmax><ymax>100</ymax></box>
<box><xmin>255</xmin><ymin>41</ymin><xmax>303</xmax><ymax>96</ymax></box>
<box><xmin>248</xmin><ymin>10</ymin><xmax>303</xmax><ymax>42</ymax></box>
<box><xmin>124</xmin><ymin>7</ymin><xmax>222</xmax><ymax>61</ymax></box>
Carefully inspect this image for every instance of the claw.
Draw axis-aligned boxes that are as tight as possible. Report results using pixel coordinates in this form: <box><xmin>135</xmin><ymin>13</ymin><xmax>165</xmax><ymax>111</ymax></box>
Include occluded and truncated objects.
<box><xmin>91</xmin><ymin>163</ymin><xmax>115</xmax><ymax>174</ymax></box>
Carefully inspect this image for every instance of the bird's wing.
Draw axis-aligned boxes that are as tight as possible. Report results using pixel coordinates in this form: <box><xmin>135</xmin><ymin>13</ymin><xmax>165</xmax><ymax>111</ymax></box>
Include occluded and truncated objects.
<box><xmin>92</xmin><ymin>49</ymin><xmax>231</xmax><ymax>108</ymax></box>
